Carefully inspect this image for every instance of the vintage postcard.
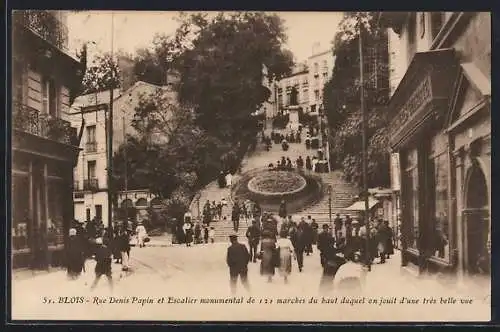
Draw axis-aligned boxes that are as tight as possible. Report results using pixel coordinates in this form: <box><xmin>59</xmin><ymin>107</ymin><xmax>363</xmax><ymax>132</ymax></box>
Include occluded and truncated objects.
<box><xmin>10</xmin><ymin>10</ymin><xmax>491</xmax><ymax>322</ymax></box>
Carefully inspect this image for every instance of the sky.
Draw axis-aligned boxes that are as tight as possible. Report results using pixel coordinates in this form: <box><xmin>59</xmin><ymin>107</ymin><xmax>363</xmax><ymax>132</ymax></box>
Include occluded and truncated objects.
<box><xmin>67</xmin><ymin>11</ymin><xmax>344</xmax><ymax>64</ymax></box>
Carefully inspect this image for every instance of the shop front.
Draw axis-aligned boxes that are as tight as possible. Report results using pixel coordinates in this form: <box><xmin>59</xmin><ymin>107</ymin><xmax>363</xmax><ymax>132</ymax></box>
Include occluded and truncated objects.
<box><xmin>389</xmin><ymin>49</ymin><xmax>490</xmax><ymax>276</ymax></box>
<box><xmin>12</xmin><ymin>136</ymin><xmax>80</xmax><ymax>269</ymax></box>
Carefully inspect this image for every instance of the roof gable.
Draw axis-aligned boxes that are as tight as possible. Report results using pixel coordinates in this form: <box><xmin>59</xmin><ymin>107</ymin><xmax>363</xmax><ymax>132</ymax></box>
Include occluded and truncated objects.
<box><xmin>447</xmin><ymin>62</ymin><xmax>490</xmax><ymax>129</ymax></box>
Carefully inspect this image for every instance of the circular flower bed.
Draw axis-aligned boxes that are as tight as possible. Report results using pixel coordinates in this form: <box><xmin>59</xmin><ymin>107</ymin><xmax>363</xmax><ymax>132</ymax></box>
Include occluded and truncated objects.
<box><xmin>247</xmin><ymin>171</ymin><xmax>307</xmax><ymax>196</ymax></box>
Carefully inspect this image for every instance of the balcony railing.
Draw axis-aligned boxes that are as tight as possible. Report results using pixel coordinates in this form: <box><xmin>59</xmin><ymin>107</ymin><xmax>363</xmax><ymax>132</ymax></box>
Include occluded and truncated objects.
<box><xmin>13</xmin><ymin>10</ymin><xmax>69</xmax><ymax>52</ymax></box>
<box><xmin>13</xmin><ymin>103</ymin><xmax>78</xmax><ymax>145</ymax></box>
<box><xmin>86</xmin><ymin>142</ymin><xmax>97</xmax><ymax>153</ymax></box>
<box><xmin>83</xmin><ymin>178</ymin><xmax>99</xmax><ymax>191</ymax></box>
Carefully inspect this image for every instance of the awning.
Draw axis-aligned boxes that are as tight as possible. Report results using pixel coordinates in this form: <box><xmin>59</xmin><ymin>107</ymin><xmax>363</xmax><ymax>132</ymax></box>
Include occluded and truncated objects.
<box><xmin>343</xmin><ymin>197</ymin><xmax>380</xmax><ymax>212</ymax></box>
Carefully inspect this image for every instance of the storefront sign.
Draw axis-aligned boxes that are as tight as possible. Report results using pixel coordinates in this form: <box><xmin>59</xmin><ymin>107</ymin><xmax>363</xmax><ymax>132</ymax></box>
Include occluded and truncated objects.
<box><xmin>390</xmin><ymin>75</ymin><xmax>432</xmax><ymax>138</ymax></box>
<box><xmin>390</xmin><ymin>153</ymin><xmax>401</xmax><ymax>191</ymax></box>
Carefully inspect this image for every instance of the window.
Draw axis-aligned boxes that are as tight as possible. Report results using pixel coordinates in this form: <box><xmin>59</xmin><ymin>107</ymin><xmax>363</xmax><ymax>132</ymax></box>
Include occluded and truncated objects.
<box><xmin>86</xmin><ymin>125</ymin><xmax>97</xmax><ymax>152</ymax></box>
<box><xmin>87</xmin><ymin>160</ymin><xmax>96</xmax><ymax>180</ymax></box>
<box><xmin>431</xmin><ymin>12</ymin><xmax>444</xmax><ymax>41</ymax></box>
<box><xmin>314</xmin><ymin>90</ymin><xmax>320</xmax><ymax>101</ymax></box>
<box><xmin>430</xmin><ymin>153</ymin><xmax>450</xmax><ymax>261</ymax></box>
<box><xmin>314</xmin><ymin>62</ymin><xmax>319</xmax><ymax>73</ymax></box>
<box><xmin>95</xmin><ymin>205</ymin><xmax>103</xmax><ymax>220</ymax></box>
<box><xmin>86</xmin><ymin>208</ymin><xmax>91</xmax><ymax>221</ymax></box>
<box><xmin>42</xmin><ymin>77</ymin><xmax>57</xmax><ymax>117</ymax></box>
<box><xmin>323</xmin><ymin>72</ymin><xmax>328</xmax><ymax>79</ymax></box>
<box><xmin>404</xmin><ymin>149</ymin><xmax>419</xmax><ymax>250</ymax></box>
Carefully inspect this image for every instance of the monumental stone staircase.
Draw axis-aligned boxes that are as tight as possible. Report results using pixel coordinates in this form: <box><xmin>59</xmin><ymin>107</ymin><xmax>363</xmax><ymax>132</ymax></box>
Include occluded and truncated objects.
<box><xmin>293</xmin><ymin>170</ymin><xmax>360</xmax><ymax>225</ymax></box>
<box><xmin>190</xmin><ymin>170</ymin><xmax>359</xmax><ymax>242</ymax></box>
<box><xmin>188</xmin><ymin>181</ymin><xmax>249</xmax><ymax>242</ymax></box>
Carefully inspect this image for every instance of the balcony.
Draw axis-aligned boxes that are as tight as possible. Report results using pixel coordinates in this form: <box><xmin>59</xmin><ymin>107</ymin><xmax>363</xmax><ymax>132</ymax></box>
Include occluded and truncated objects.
<box><xmin>83</xmin><ymin>178</ymin><xmax>99</xmax><ymax>192</ymax></box>
<box><xmin>86</xmin><ymin>142</ymin><xmax>97</xmax><ymax>153</ymax></box>
<box><xmin>13</xmin><ymin>10</ymin><xmax>69</xmax><ymax>52</ymax></box>
<box><xmin>12</xmin><ymin>103</ymin><xmax>78</xmax><ymax>146</ymax></box>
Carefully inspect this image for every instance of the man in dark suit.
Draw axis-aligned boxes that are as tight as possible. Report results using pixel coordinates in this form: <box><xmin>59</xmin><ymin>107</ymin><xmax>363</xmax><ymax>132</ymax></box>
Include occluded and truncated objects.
<box><xmin>226</xmin><ymin>234</ymin><xmax>250</xmax><ymax>294</ymax></box>
<box><xmin>246</xmin><ymin>220</ymin><xmax>261</xmax><ymax>263</ymax></box>
<box><xmin>317</xmin><ymin>223</ymin><xmax>335</xmax><ymax>269</ymax></box>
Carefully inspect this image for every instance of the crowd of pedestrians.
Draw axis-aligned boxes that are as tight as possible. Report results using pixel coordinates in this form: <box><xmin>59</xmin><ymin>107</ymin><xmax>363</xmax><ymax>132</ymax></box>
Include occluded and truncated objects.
<box><xmin>64</xmin><ymin>217</ymin><xmax>153</xmax><ymax>291</ymax></box>
<box><xmin>225</xmin><ymin>206</ymin><xmax>396</xmax><ymax>295</ymax></box>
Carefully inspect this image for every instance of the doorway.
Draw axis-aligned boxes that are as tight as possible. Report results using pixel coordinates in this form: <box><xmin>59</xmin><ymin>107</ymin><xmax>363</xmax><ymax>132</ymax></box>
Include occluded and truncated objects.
<box><xmin>464</xmin><ymin>164</ymin><xmax>489</xmax><ymax>274</ymax></box>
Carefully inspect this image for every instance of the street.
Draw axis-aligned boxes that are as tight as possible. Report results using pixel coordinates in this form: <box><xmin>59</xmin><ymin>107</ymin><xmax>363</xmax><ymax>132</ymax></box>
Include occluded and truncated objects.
<box><xmin>11</xmin><ymin>240</ymin><xmax>490</xmax><ymax>322</ymax></box>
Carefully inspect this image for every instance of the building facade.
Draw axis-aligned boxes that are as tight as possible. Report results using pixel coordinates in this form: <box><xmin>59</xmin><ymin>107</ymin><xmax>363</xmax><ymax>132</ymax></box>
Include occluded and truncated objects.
<box><xmin>382</xmin><ymin>12</ymin><xmax>491</xmax><ymax>277</ymax></box>
<box><xmin>11</xmin><ymin>10</ymin><xmax>85</xmax><ymax>269</ymax></box>
<box><xmin>273</xmin><ymin>62</ymin><xmax>309</xmax><ymax>116</ymax></box>
<box><xmin>307</xmin><ymin>50</ymin><xmax>335</xmax><ymax>114</ymax></box>
<box><xmin>70</xmin><ymin>81</ymin><xmax>169</xmax><ymax>226</ymax></box>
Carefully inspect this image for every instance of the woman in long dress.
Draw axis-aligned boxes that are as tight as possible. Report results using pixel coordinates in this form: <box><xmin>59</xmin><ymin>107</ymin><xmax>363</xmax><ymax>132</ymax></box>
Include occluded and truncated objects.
<box><xmin>135</xmin><ymin>222</ymin><xmax>147</xmax><ymax>248</ymax></box>
<box><xmin>276</xmin><ymin>231</ymin><xmax>294</xmax><ymax>283</ymax></box>
<box><xmin>260</xmin><ymin>229</ymin><xmax>276</xmax><ymax>283</ymax></box>
<box><xmin>66</xmin><ymin>228</ymin><xmax>85</xmax><ymax>279</ymax></box>
<box><xmin>183</xmin><ymin>221</ymin><xmax>193</xmax><ymax>247</ymax></box>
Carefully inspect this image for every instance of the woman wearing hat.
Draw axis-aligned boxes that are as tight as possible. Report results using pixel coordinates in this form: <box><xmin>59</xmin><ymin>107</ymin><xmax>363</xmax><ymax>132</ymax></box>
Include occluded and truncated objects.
<box><xmin>135</xmin><ymin>222</ymin><xmax>147</xmax><ymax>248</ymax></box>
<box><xmin>259</xmin><ymin>229</ymin><xmax>277</xmax><ymax>283</ymax></box>
<box><xmin>276</xmin><ymin>230</ymin><xmax>294</xmax><ymax>283</ymax></box>
<box><xmin>66</xmin><ymin>228</ymin><xmax>85</xmax><ymax>279</ymax></box>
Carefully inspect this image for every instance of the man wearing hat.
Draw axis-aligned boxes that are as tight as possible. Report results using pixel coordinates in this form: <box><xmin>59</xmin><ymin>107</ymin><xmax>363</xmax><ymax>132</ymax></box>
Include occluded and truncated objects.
<box><xmin>317</xmin><ymin>223</ymin><xmax>335</xmax><ymax>269</ymax></box>
<box><xmin>226</xmin><ymin>233</ymin><xmax>250</xmax><ymax>294</ymax></box>
<box><xmin>246</xmin><ymin>219</ymin><xmax>261</xmax><ymax>263</ymax></box>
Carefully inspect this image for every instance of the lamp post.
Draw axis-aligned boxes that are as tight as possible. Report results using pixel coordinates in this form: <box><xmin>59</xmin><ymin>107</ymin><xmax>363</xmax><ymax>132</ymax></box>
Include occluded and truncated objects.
<box><xmin>328</xmin><ymin>185</ymin><xmax>332</xmax><ymax>226</ymax></box>
<box><xmin>358</xmin><ymin>14</ymin><xmax>371</xmax><ymax>272</ymax></box>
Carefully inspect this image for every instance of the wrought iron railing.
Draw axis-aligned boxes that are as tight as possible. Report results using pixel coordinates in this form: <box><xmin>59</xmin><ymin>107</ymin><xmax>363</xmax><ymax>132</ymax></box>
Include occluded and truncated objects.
<box><xmin>86</xmin><ymin>141</ymin><xmax>97</xmax><ymax>153</ymax></box>
<box><xmin>12</xmin><ymin>103</ymin><xmax>77</xmax><ymax>145</ymax></box>
<box><xmin>13</xmin><ymin>10</ymin><xmax>69</xmax><ymax>52</ymax></box>
<box><xmin>83</xmin><ymin>178</ymin><xmax>99</xmax><ymax>191</ymax></box>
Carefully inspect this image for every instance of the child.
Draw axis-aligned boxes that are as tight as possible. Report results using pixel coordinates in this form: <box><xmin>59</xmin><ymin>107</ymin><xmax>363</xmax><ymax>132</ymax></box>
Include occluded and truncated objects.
<box><xmin>90</xmin><ymin>237</ymin><xmax>113</xmax><ymax>291</ymax></box>
<box><xmin>209</xmin><ymin>227</ymin><xmax>215</xmax><ymax>243</ymax></box>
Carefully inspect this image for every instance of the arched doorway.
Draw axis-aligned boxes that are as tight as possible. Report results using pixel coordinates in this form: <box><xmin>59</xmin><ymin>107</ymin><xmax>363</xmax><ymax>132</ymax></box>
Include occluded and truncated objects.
<box><xmin>464</xmin><ymin>163</ymin><xmax>490</xmax><ymax>274</ymax></box>
<box><xmin>120</xmin><ymin>199</ymin><xmax>136</xmax><ymax>226</ymax></box>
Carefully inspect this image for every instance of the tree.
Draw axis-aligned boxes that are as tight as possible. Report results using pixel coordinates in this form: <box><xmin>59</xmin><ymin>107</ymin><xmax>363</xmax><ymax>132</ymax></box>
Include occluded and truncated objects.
<box><xmin>323</xmin><ymin>12</ymin><xmax>391</xmax><ymax>188</ymax></box>
<box><xmin>81</xmin><ymin>52</ymin><xmax>120</xmax><ymax>94</ymax></box>
<box><xmin>175</xmin><ymin>12</ymin><xmax>293</xmax><ymax>144</ymax></box>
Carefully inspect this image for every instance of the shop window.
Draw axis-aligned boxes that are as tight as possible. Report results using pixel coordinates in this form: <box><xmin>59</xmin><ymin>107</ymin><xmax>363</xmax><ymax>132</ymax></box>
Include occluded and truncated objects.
<box><xmin>430</xmin><ymin>153</ymin><xmax>450</xmax><ymax>261</ymax></box>
<box><xmin>47</xmin><ymin>180</ymin><xmax>64</xmax><ymax>248</ymax></box>
<box><xmin>12</xmin><ymin>175</ymin><xmax>31</xmax><ymax>251</ymax></box>
<box><xmin>404</xmin><ymin>149</ymin><xmax>419</xmax><ymax>250</ymax></box>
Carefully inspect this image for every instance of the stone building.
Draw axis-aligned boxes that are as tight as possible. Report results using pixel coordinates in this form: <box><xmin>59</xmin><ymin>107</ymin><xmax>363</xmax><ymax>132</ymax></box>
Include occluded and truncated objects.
<box><xmin>11</xmin><ymin>10</ymin><xmax>85</xmax><ymax>268</ymax></box>
<box><xmin>380</xmin><ymin>12</ymin><xmax>491</xmax><ymax>277</ymax></box>
<box><xmin>70</xmin><ymin>81</ymin><xmax>175</xmax><ymax>226</ymax></box>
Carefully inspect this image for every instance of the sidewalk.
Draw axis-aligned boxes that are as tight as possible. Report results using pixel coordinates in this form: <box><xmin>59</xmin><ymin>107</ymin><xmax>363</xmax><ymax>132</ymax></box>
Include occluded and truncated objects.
<box><xmin>362</xmin><ymin>250</ymin><xmax>491</xmax><ymax>304</ymax></box>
